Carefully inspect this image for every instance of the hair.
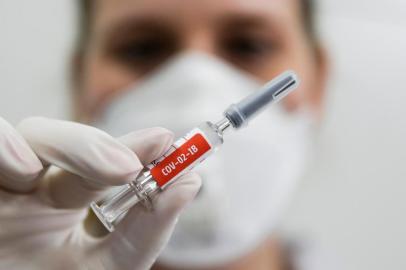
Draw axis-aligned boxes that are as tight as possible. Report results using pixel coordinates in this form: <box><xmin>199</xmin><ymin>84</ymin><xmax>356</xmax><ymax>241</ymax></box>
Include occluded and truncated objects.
<box><xmin>76</xmin><ymin>0</ymin><xmax>93</xmax><ymax>56</ymax></box>
<box><xmin>75</xmin><ymin>0</ymin><xmax>317</xmax><ymax>54</ymax></box>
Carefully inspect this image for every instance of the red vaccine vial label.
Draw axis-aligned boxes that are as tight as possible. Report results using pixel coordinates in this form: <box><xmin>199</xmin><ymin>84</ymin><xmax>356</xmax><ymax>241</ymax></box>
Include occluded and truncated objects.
<box><xmin>151</xmin><ymin>133</ymin><xmax>211</xmax><ymax>187</ymax></box>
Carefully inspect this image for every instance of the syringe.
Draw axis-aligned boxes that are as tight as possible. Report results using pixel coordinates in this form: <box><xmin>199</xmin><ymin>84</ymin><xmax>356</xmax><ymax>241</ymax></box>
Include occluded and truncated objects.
<box><xmin>91</xmin><ymin>70</ymin><xmax>300</xmax><ymax>232</ymax></box>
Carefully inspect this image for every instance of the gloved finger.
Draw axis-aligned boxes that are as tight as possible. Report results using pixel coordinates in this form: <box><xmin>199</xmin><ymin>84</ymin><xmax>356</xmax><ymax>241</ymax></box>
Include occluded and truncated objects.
<box><xmin>39</xmin><ymin>127</ymin><xmax>174</xmax><ymax>209</ymax></box>
<box><xmin>0</xmin><ymin>117</ymin><xmax>43</xmax><ymax>192</ymax></box>
<box><xmin>16</xmin><ymin>117</ymin><xmax>142</xmax><ymax>208</ymax></box>
<box><xmin>118</xmin><ymin>127</ymin><xmax>174</xmax><ymax>165</ymax></box>
<box><xmin>102</xmin><ymin>172</ymin><xmax>201</xmax><ymax>270</ymax></box>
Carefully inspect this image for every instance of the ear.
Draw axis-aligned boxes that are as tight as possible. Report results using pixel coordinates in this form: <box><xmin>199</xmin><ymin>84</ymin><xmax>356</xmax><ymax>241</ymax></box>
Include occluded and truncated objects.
<box><xmin>71</xmin><ymin>51</ymin><xmax>84</xmax><ymax>89</ymax></box>
<box><xmin>282</xmin><ymin>46</ymin><xmax>329</xmax><ymax>115</ymax></box>
<box><xmin>310</xmin><ymin>44</ymin><xmax>329</xmax><ymax>117</ymax></box>
<box><xmin>70</xmin><ymin>50</ymin><xmax>86</xmax><ymax>122</ymax></box>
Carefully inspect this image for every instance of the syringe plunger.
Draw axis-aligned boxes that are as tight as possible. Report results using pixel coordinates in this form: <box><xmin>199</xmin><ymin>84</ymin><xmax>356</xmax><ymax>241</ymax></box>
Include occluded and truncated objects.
<box><xmin>224</xmin><ymin>71</ymin><xmax>299</xmax><ymax>129</ymax></box>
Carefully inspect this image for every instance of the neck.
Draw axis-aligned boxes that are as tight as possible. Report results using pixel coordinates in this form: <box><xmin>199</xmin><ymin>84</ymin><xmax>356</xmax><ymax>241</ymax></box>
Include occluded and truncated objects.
<box><xmin>152</xmin><ymin>238</ymin><xmax>291</xmax><ymax>270</ymax></box>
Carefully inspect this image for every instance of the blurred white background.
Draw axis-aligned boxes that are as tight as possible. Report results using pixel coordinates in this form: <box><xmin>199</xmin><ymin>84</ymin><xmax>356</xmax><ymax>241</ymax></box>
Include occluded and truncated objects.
<box><xmin>0</xmin><ymin>1</ymin><xmax>405</xmax><ymax>269</ymax></box>
<box><xmin>0</xmin><ymin>0</ymin><xmax>76</xmax><ymax>124</ymax></box>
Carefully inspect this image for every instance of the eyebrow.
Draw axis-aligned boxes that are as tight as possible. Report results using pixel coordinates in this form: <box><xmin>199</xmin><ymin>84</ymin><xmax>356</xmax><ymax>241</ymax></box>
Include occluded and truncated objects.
<box><xmin>103</xmin><ymin>17</ymin><xmax>176</xmax><ymax>40</ymax></box>
<box><xmin>102</xmin><ymin>8</ymin><xmax>286</xmax><ymax>42</ymax></box>
<box><xmin>216</xmin><ymin>12</ymin><xmax>286</xmax><ymax>43</ymax></box>
<box><xmin>221</xmin><ymin>14</ymin><xmax>279</xmax><ymax>30</ymax></box>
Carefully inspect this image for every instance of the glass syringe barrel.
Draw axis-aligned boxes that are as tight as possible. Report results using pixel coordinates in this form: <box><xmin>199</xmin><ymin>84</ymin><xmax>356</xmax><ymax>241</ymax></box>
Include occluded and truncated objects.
<box><xmin>90</xmin><ymin>71</ymin><xmax>299</xmax><ymax>232</ymax></box>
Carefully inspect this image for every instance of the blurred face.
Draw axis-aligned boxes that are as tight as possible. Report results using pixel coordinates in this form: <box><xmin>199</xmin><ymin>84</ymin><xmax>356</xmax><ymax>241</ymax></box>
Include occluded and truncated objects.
<box><xmin>75</xmin><ymin>1</ymin><xmax>327</xmax><ymax>269</ymax></box>
<box><xmin>75</xmin><ymin>0</ymin><xmax>326</xmax><ymax>122</ymax></box>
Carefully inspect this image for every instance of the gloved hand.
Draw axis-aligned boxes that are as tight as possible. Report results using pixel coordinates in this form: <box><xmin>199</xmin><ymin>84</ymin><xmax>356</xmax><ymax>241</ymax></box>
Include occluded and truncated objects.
<box><xmin>0</xmin><ymin>117</ymin><xmax>201</xmax><ymax>270</ymax></box>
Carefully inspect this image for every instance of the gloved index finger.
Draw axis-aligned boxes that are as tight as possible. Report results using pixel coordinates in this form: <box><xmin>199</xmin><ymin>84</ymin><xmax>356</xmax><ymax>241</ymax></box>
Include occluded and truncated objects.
<box><xmin>16</xmin><ymin>118</ymin><xmax>175</xmax><ymax>210</ymax></box>
<box><xmin>17</xmin><ymin>117</ymin><xmax>142</xmax><ymax>187</ymax></box>
<box><xmin>15</xmin><ymin>117</ymin><xmax>143</xmax><ymax>209</ymax></box>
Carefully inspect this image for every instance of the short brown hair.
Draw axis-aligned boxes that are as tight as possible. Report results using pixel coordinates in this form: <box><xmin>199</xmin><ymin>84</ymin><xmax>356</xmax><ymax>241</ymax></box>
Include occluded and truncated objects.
<box><xmin>75</xmin><ymin>0</ymin><xmax>318</xmax><ymax>53</ymax></box>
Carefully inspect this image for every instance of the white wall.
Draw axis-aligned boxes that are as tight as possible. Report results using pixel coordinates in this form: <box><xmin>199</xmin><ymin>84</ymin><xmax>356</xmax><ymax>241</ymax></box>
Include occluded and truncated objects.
<box><xmin>0</xmin><ymin>0</ymin><xmax>76</xmax><ymax>124</ymax></box>
<box><xmin>0</xmin><ymin>1</ymin><xmax>405</xmax><ymax>269</ymax></box>
<box><xmin>281</xmin><ymin>1</ymin><xmax>406</xmax><ymax>270</ymax></box>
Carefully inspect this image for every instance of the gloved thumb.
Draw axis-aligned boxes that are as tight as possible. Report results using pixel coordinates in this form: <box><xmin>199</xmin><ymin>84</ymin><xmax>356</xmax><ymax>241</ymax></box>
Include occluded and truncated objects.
<box><xmin>101</xmin><ymin>172</ymin><xmax>201</xmax><ymax>270</ymax></box>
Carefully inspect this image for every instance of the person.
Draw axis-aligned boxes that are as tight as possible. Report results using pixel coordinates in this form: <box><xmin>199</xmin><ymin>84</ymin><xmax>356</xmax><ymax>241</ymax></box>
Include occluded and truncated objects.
<box><xmin>0</xmin><ymin>0</ymin><xmax>328</xmax><ymax>269</ymax></box>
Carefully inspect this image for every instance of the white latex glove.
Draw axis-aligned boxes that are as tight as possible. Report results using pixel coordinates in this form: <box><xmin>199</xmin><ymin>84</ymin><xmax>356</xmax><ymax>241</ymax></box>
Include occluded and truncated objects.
<box><xmin>0</xmin><ymin>117</ymin><xmax>201</xmax><ymax>270</ymax></box>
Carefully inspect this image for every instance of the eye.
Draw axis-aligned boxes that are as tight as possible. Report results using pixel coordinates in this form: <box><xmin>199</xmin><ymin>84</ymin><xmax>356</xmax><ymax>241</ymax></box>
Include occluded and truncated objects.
<box><xmin>221</xmin><ymin>35</ymin><xmax>275</xmax><ymax>63</ymax></box>
<box><xmin>110</xmin><ymin>36</ymin><xmax>176</xmax><ymax>70</ymax></box>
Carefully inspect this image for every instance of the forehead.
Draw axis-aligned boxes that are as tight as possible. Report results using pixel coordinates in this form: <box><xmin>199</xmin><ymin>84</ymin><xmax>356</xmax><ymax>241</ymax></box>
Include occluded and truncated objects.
<box><xmin>92</xmin><ymin>0</ymin><xmax>301</xmax><ymax>32</ymax></box>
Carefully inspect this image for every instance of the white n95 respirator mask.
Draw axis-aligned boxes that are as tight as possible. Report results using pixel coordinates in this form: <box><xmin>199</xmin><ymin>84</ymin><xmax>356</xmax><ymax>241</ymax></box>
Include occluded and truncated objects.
<box><xmin>93</xmin><ymin>52</ymin><xmax>314</xmax><ymax>268</ymax></box>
